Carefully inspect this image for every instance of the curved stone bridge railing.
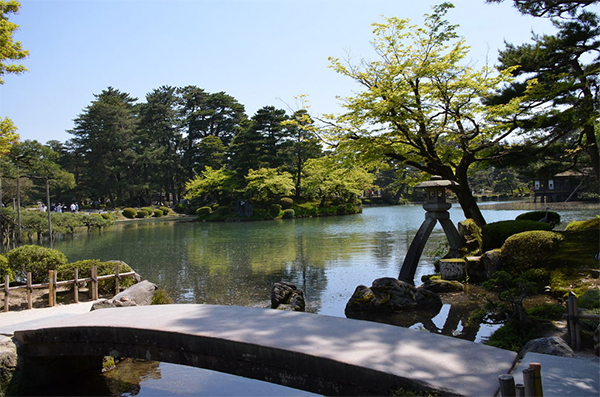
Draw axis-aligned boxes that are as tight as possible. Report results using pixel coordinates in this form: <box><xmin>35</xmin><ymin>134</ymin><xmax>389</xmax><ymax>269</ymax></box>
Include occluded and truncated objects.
<box><xmin>13</xmin><ymin>304</ymin><xmax>517</xmax><ymax>396</ymax></box>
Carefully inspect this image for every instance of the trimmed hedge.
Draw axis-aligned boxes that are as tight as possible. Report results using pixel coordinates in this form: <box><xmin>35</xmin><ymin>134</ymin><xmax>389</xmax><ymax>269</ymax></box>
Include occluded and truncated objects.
<box><xmin>499</xmin><ymin>230</ymin><xmax>564</xmax><ymax>272</ymax></box>
<box><xmin>280</xmin><ymin>197</ymin><xmax>294</xmax><ymax>209</ymax></box>
<box><xmin>516</xmin><ymin>211</ymin><xmax>560</xmax><ymax>229</ymax></box>
<box><xmin>282</xmin><ymin>209</ymin><xmax>295</xmax><ymax>219</ymax></box>
<box><xmin>152</xmin><ymin>209</ymin><xmax>163</xmax><ymax>217</ymax></box>
<box><xmin>6</xmin><ymin>245</ymin><xmax>68</xmax><ymax>283</ymax></box>
<box><xmin>0</xmin><ymin>254</ymin><xmax>13</xmax><ymax>282</ymax></box>
<box><xmin>482</xmin><ymin>220</ymin><xmax>553</xmax><ymax>251</ymax></box>
<box><xmin>122</xmin><ymin>207</ymin><xmax>137</xmax><ymax>219</ymax></box>
<box><xmin>196</xmin><ymin>206</ymin><xmax>212</xmax><ymax>218</ymax></box>
<box><xmin>135</xmin><ymin>210</ymin><xmax>149</xmax><ymax>219</ymax></box>
<box><xmin>159</xmin><ymin>206</ymin><xmax>171</xmax><ymax>216</ymax></box>
<box><xmin>565</xmin><ymin>217</ymin><xmax>600</xmax><ymax>232</ymax></box>
<box><xmin>57</xmin><ymin>259</ymin><xmax>136</xmax><ymax>294</ymax></box>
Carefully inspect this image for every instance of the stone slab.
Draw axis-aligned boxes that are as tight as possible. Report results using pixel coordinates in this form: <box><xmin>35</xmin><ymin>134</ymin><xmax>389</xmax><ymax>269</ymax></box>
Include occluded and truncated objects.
<box><xmin>13</xmin><ymin>304</ymin><xmax>516</xmax><ymax>396</ymax></box>
<box><xmin>512</xmin><ymin>352</ymin><xmax>600</xmax><ymax>397</ymax></box>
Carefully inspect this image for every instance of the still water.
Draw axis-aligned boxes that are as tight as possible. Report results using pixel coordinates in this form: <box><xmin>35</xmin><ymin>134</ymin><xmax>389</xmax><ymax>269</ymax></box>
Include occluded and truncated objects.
<box><xmin>44</xmin><ymin>203</ymin><xmax>597</xmax><ymax>396</ymax></box>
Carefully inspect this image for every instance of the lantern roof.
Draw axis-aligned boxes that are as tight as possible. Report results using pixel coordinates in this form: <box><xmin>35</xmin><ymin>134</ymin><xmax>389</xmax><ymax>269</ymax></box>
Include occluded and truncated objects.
<box><xmin>414</xmin><ymin>175</ymin><xmax>460</xmax><ymax>189</ymax></box>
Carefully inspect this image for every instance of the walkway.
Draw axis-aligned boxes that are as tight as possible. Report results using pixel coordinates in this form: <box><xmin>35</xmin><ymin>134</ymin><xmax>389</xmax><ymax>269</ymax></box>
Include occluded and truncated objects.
<box><xmin>12</xmin><ymin>304</ymin><xmax>516</xmax><ymax>396</ymax></box>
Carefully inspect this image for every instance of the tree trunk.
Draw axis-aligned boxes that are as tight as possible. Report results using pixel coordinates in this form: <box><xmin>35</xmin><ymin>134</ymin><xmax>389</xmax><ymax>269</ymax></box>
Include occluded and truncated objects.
<box><xmin>453</xmin><ymin>183</ymin><xmax>486</xmax><ymax>227</ymax></box>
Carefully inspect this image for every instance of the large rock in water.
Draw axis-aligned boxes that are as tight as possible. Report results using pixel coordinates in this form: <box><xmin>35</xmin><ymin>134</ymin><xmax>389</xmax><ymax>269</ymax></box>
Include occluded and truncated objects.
<box><xmin>345</xmin><ymin>277</ymin><xmax>442</xmax><ymax>317</ymax></box>
<box><xmin>271</xmin><ymin>281</ymin><xmax>305</xmax><ymax>311</ymax></box>
<box><xmin>91</xmin><ymin>280</ymin><xmax>158</xmax><ymax>310</ymax></box>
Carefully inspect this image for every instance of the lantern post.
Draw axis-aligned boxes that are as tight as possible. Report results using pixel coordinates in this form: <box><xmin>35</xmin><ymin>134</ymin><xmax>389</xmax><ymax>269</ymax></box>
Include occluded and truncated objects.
<box><xmin>399</xmin><ymin>176</ymin><xmax>463</xmax><ymax>284</ymax></box>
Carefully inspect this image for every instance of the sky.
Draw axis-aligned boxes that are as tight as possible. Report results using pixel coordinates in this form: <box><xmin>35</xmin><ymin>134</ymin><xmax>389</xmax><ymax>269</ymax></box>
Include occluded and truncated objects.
<box><xmin>0</xmin><ymin>0</ymin><xmax>568</xmax><ymax>145</ymax></box>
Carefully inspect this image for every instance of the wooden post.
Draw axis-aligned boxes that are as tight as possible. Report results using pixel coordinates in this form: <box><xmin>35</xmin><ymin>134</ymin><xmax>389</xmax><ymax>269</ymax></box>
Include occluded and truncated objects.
<box><xmin>48</xmin><ymin>270</ymin><xmax>56</xmax><ymax>307</ymax></box>
<box><xmin>91</xmin><ymin>266</ymin><xmax>98</xmax><ymax>301</ymax></box>
<box><xmin>3</xmin><ymin>274</ymin><xmax>9</xmax><ymax>312</ymax></box>
<box><xmin>74</xmin><ymin>267</ymin><xmax>79</xmax><ymax>303</ymax></box>
<box><xmin>114</xmin><ymin>264</ymin><xmax>120</xmax><ymax>295</ymax></box>
<box><xmin>498</xmin><ymin>374</ymin><xmax>516</xmax><ymax>397</ymax></box>
<box><xmin>523</xmin><ymin>367</ymin><xmax>535</xmax><ymax>397</ymax></box>
<box><xmin>529</xmin><ymin>363</ymin><xmax>543</xmax><ymax>397</ymax></box>
<box><xmin>515</xmin><ymin>384</ymin><xmax>525</xmax><ymax>397</ymax></box>
<box><xmin>26</xmin><ymin>271</ymin><xmax>32</xmax><ymax>309</ymax></box>
<box><xmin>567</xmin><ymin>292</ymin><xmax>581</xmax><ymax>350</ymax></box>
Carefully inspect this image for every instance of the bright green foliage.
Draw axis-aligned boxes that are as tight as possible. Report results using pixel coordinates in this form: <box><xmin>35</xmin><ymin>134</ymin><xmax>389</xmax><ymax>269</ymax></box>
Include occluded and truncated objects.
<box><xmin>152</xmin><ymin>209</ymin><xmax>163</xmax><ymax>217</ymax></box>
<box><xmin>184</xmin><ymin>166</ymin><xmax>232</xmax><ymax>206</ymax></box>
<box><xmin>302</xmin><ymin>156</ymin><xmax>374</xmax><ymax>206</ymax></box>
<box><xmin>0</xmin><ymin>254</ymin><xmax>13</xmax><ymax>282</ymax></box>
<box><xmin>516</xmin><ymin>211</ymin><xmax>560</xmax><ymax>229</ymax></box>
<box><xmin>0</xmin><ymin>0</ymin><xmax>27</xmax><ymax>84</ymax></box>
<box><xmin>159</xmin><ymin>206</ymin><xmax>171</xmax><ymax>215</ymax></box>
<box><xmin>52</xmin><ymin>212</ymin><xmax>83</xmax><ymax>234</ymax></box>
<box><xmin>244</xmin><ymin>168</ymin><xmax>295</xmax><ymax>205</ymax></box>
<box><xmin>280</xmin><ymin>197</ymin><xmax>294</xmax><ymax>209</ymax></box>
<box><xmin>482</xmin><ymin>220</ymin><xmax>553</xmax><ymax>251</ymax></box>
<box><xmin>79</xmin><ymin>213</ymin><xmax>112</xmax><ymax>231</ymax></box>
<box><xmin>135</xmin><ymin>210</ymin><xmax>148</xmax><ymax>219</ymax></box>
<box><xmin>6</xmin><ymin>245</ymin><xmax>68</xmax><ymax>283</ymax></box>
<box><xmin>196</xmin><ymin>206</ymin><xmax>212</xmax><ymax>219</ymax></box>
<box><xmin>0</xmin><ymin>117</ymin><xmax>19</xmax><ymax>155</ymax></box>
<box><xmin>327</xmin><ymin>3</ymin><xmax>518</xmax><ymax>226</ymax></box>
<box><xmin>57</xmin><ymin>259</ymin><xmax>135</xmax><ymax>294</ymax></box>
<box><xmin>122</xmin><ymin>208</ymin><xmax>137</xmax><ymax>219</ymax></box>
<box><xmin>500</xmin><ymin>230</ymin><xmax>564</xmax><ymax>272</ymax></box>
<box><xmin>141</xmin><ymin>207</ymin><xmax>153</xmax><ymax>215</ymax></box>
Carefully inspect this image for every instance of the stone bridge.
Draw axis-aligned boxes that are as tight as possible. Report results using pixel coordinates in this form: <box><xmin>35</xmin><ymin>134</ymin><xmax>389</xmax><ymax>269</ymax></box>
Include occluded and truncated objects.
<box><xmin>13</xmin><ymin>304</ymin><xmax>517</xmax><ymax>396</ymax></box>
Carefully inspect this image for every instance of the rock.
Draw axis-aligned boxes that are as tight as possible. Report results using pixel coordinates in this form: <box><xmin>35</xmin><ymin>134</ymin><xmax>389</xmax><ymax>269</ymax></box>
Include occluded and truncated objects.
<box><xmin>0</xmin><ymin>336</ymin><xmax>17</xmax><ymax>393</ymax></box>
<box><xmin>271</xmin><ymin>282</ymin><xmax>305</xmax><ymax>312</ymax></box>
<box><xmin>422</xmin><ymin>279</ymin><xmax>464</xmax><ymax>293</ymax></box>
<box><xmin>520</xmin><ymin>336</ymin><xmax>574</xmax><ymax>358</ymax></box>
<box><xmin>91</xmin><ymin>280</ymin><xmax>157</xmax><ymax>310</ymax></box>
<box><xmin>439</xmin><ymin>258</ymin><xmax>467</xmax><ymax>281</ymax></box>
<box><xmin>481</xmin><ymin>249</ymin><xmax>502</xmax><ymax>278</ymax></box>
<box><xmin>458</xmin><ymin>219</ymin><xmax>483</xmax><ymax>256</ymax></box>
<box><xmin>345</xmin><ymin>277</ymin><xmax>442</xmax><ymax>316</ymax></box>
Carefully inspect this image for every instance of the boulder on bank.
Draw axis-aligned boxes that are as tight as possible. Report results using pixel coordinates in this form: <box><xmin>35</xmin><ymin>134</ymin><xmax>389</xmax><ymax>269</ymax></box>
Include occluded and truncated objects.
<box><xmin>345</xmin><ymin>277</ymin><xmax>442</xmax><ymax>317</ymax></box>
<box><xmin>422</xmin><ymin>279</ymin><xmax>464</xmax><ymax>293</ymax></box>
<box><xmin>271</xmin><ymin>281</ymin><xmax>305</xmax><ymax>312</ymax></box>
<box><xmin>0</xmin><ymin>336</ymin><xmax>17</xmax><ymax>394</ymax></box>
<box><xmin>520</xmin><ymin>336</ymin><xmax>574</xmax><ymax>358</ymax></box>
<box><xmin>91</xmin><ymin>280</ymin><xmax>157</xmax><ymax>310</ymax></box>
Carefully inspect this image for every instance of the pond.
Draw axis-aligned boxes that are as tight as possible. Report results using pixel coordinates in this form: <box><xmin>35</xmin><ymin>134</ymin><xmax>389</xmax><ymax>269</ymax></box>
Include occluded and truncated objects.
<box><xmin>37</xmin><ymin>202</ymin><xmax>598</xmax><ymax>396</ymax></box>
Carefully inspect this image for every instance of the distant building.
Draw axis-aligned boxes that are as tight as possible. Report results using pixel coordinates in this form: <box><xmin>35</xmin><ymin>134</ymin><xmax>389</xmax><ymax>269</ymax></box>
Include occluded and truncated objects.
<box><xmin>533</xmin><ymin>171</ymin><xmax>583</xmax><ymax>203</ymax></box>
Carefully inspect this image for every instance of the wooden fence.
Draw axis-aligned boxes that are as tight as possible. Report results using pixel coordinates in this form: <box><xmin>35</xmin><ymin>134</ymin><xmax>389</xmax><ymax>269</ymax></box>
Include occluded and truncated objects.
<box><xmin>1</xmin><ymin>266</ymin><xmax>137</xmax><ymax>312</ymax></box>
<box><xmin>566</xmin><ymin>291</ymin><xmax>600</xmax><ymax>351</ymax></box>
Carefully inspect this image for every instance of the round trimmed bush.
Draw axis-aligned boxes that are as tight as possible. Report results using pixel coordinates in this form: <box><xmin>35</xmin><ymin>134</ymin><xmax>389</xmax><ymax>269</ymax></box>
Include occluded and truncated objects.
<box><xmin>100</xmin><ymin>212</ymin><xmax>112</xmax><ymax>220</ymax></box>
<box><xmin>153</xmin><ymin>209</ymin><xmax>163</xmax><ymax>217</ymax></box>
<box><xmin>282</xmin><ymin>209</ymin><xmax>295</xmax><ymax>219</ymax></box>
<box><xmin>500</xmin><ymin>230</ymin><xmax>564</xmax><ymax>272</ymax></box>
<box><xmin>269</xmin><ymin>204</ymin><xmax>282</xmax><ymax>218</ymax></box>
<box><xmin>0</xmin><ymin>254</ymin><xmax>14</xmax><ymax>283</ymax></box>
<box><xmin>482</xmin><ymin>220</ymin><xmax>553</xmax><ymax>251</ymax></box>
<box><xmin>6</xmin><ymin>245</ymin><xmax>68</xmax><ymax>283</ymax></box>
<box><xmin>122</xmin><ymin>207</ymin><xmax>137</xmax><ymax>219</ymax></box>
<box><xmin>196</xmin><ymin>206</ymin><xmax>212</xmax><ymax>218</ymax></box>
<box><xmin>280</xmin><ymin>197</ymin><xmax>294</xmax><ymax>209</ymax></box>
<box><xmin>135</xmin><ymin>210</ymin><xmax>149</xmax><ymax>219</ymax></box>
<box><xmin>159</xmin><ymin>206</ymin><xmax>171</xmax><ymax>216</ymax></box>
<box><xmin>57</xmin><ymin>259</ymin><xmax>136</xmax><ymax>294</ymax></box>
<box><xmin>516</xmin><ymin>211</ymin><xmax>560</xmax><ymax>229</ymax></box>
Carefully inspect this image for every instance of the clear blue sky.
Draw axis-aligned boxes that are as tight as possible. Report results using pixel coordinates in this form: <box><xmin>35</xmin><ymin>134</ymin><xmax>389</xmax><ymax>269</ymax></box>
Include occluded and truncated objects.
<box><xmin>2</xmin><ymin>0</ymin><xmax>564</xmax><ymax>144</ymax></box>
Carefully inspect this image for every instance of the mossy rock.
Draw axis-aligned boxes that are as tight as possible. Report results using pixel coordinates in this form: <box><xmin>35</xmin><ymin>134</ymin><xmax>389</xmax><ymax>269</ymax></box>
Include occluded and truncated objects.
<box><xmin>565</xmin><ymin>217</ymin><xmax>600</xmax><ymax>232</ymax></box>
<box><xmin>482</xmin><ymin>220</ymin><xmax>553</xmax><ymax>252</ymax></box>
<box><xmin>458</xmin><ymin>218</ymin><xmax>483</xmax><ymax>256</ymax></box>
<box><xmin>422</xmin><ymin>279</ymin><xmax>464</xmax><ymax>293</ymax></box>
<box><xmin>500</xmin><ymin>231</ymin><xmax>564</xmax><ymax>272</ymax></box>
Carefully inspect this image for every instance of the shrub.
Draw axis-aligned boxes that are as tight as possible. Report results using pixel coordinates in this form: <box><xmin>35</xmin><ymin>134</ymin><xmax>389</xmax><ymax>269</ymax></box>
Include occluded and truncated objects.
<box><xmin>269</xmin><ymin>204</ymin><xmax>282</xmax><ymax>218</ymax></box>
<box><xmin>196</xmin><ymin>206</ymin><xmax>212</xmax><ymax>218</ymax></box>
<box><xmin>526</xmin><ymin>304</ymin><xmax>565</xmax><ymax>320</ymax></box>
<box><xmin>482</xmin><ymin>220</ymin><xmax>553</xmax><ymax>251</ymax></box>
<box><xmin>152</xmin><ymin>209</ymin><xmax>163</xmax><ymax>217</ymax></box>
<box><xmin>122</xmin><ymin>207</ymin><xmax>137</xmax><ymax>219</ymax></box>
<box><xmin>282</xmin><ymin>209</ymin><xmax>295</xmax><ymax>219</ymax></box>
<box><xmin>565</xmin><ymin>217</ymin><xmax>600</xmax><ymax>232</ymax></box>
<box><xmin>151</xmin><ymin>288</ymin><xmax>174</xmax><ymax>305</ymax></box>
<box><xmin>6</xmin><ymin>245</ymin><xmax>68</xmax><ymax>283</ymax></box>
<box><xmin>280</xmin><ymin>197</ymin><xmax>294</xmax><ymax>209</ymax></box>
<box><xmin>486</xmin><ymin>321</ymin><xmax>537</xmax><ymax>352</ymax></box>
<box><xmin>500</xmin><ymin>230</ymin><xmax>564</xmax><ymax>272</ymax></box>
<box><xmin>100</xmin><ymin>212</ymin><xmax>112</xmax><ymax>220</ymax></box>
<box><xmin>135</xmin><ymin>210</ymin><xmax>149</xmax><ymax>219</ymax></box>
<box><xmin>578</xmin><ymin>289</ymin><xmax>600</xmax><ymax>309</ymax></box>
<box><xmin>57</xmin><ymin>259</ymin><xmax>136</xmax><ymax>294</ymax></box>
<box><xmin>516</xmin><ymin>211</ymin><xmax>560</xmax><ymax>229</ymax></box>
<box><xmin>159</xmin><ymin>206</ymin><xmax>171</xmax><ymax>216</ymax></box>
<box><xmin>173</xmin><ymin>203</ymin><xmax>187</xmax><ymax>214</ymax></box>
<box><xmin>141</xmin><ymin>207</ymin><xmax>154</xmax><ymax>215</ymax></box>
<box><xmin>0</xmin><ymin>255</ymin><xmax>14</xmax><ymax>283</ymax></box>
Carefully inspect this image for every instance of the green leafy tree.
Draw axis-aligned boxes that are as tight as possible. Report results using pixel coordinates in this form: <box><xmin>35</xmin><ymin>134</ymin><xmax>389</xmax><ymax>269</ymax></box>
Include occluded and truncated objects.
<box><xmin>486</xmin><ymin>0</ymin><xmax>597</xmax><ymax>17</ymax></box>
<box><xmin>68</xmin><ymin>87</ymin><xmax>139</xmax><ymax>206</ymax></box>
<box><xmin>327</xmin><ymin>3</ymin><xmax>517</xmax><ymax>226</ymax></box>
<box><xmin>244</xmin><ymin>168</ymin><xmax>295</xmax><ymax>206</ymax></box>
<box><xmin>184</xmin><ymin>166</ymin><xmax>233</xmax><ymax>206</ymax></box>
<box><xmin>488</xmin><ymin>8</ymin><xmax>600</xmax><ymax>187</ymax></box>
<box><xmin>0</xmin><ymin>1</ymin><xmax>28</xmax><ymax>154</ymax></box>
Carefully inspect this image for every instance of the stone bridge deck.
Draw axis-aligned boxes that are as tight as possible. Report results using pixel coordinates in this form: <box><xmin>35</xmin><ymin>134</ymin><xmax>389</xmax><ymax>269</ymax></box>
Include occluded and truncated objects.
<box><xmin>13</xmin><ymin>304</ymin><xmax>517</xmax><ymax>396</ymax></box>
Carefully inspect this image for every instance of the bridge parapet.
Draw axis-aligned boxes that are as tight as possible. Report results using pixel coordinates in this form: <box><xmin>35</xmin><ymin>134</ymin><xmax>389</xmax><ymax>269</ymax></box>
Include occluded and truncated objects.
<box><xmin>13</xmin><ymin>304</ymin><xmax>516</xmax><ymax>396</ymax></box>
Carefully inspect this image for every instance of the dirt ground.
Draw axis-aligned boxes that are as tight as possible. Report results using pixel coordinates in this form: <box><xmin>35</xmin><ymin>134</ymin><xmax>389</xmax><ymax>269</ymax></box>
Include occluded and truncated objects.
<box><xmin>1</xmin><ymin>284</ymin><xmax>113</xmax><ymax>312</ymax></box>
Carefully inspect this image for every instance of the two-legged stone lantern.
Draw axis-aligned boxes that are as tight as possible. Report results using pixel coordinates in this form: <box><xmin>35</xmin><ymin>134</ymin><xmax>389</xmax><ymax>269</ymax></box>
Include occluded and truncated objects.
<box><xmin>399</xmin><ymin>176</ymin><xmax>463</xmax><ymax>284</ymax></box>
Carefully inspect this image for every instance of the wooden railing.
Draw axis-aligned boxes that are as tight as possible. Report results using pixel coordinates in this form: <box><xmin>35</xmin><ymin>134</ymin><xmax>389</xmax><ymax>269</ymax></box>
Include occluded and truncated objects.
<box><xmin>1</xmin><ymin>265</ymin><xmax>137</xmax><ymax>312</ymax></box>
<box><xmin>566</xmin><ymin>291</ymin><xmax>600</xmax><ymax>351</ymax></box>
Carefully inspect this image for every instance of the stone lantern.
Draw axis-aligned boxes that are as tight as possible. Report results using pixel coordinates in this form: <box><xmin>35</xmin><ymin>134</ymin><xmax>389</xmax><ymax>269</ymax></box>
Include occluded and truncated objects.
<box><xmin>398</xmin><ymin>176</ymin><xmax>463</xmax><ymax>284</ymax></box>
